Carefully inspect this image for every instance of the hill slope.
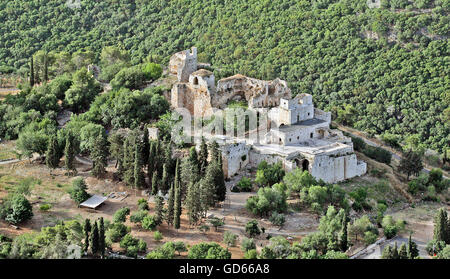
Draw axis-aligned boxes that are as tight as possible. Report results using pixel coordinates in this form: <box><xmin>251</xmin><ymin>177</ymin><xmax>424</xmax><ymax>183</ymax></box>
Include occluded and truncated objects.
<box><xmin>0</xmin><ymin>0</ymin><xmax>448</xmax><ymax>151</ymax></box>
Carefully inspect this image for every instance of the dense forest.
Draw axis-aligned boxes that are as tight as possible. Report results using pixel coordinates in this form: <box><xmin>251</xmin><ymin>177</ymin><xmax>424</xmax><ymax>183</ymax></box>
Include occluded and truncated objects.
<box><xmin>0</xmin><ymin>0</ymin><xmax>448</xmax><ymax>152</ymax></box>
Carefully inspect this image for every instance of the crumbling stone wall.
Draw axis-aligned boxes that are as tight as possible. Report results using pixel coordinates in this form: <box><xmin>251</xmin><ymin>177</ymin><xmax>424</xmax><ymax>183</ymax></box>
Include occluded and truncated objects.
<box><xmin>213</xmin><ymin>75</ymin><xmax>291</xmax><ymax>109</ymax></box>
<box><xmin>169</xmin><ymin>47</ymin><xmax>197</xmax><ymax>82</ymax></box>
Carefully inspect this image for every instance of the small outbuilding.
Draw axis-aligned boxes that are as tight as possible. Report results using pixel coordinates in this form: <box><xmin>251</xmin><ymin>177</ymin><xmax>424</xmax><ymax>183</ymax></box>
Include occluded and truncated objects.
<box><xmin>80</xmin><ymin>195</ymin><xmax>107</xmax><ymax>210</ymax></box>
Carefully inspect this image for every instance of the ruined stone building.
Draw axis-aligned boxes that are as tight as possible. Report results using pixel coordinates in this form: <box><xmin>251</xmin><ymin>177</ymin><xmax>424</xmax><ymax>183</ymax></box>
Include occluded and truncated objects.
<box><xmin>168</xmin><ymin>47</ymin><xmax>366</xmax><ymax>183</ymax></box>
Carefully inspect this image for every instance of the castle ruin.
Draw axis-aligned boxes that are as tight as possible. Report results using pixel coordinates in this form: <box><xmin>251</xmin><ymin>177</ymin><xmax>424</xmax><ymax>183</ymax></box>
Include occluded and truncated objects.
<box><xmin>168</xmin><ymin>47</ymin><xmax>367</xmax><ymax>183</ymax></box>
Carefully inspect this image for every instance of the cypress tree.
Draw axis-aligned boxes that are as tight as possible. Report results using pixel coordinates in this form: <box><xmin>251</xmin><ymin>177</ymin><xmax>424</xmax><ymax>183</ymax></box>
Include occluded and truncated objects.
<box><xmin>90</xmin><ymin>222</ymin><xmax>99</xmax><ymax>256</ymax></box>
<box><xmin>91</xmin><ymin>134</ymin><xmax>108</xmax><ymax>178</ymax></box>
<box><xmin>166</xmin><ymin>182</ymin><xmax>175</xmax><ymax>226</ymax></box>
<box><xmin>108</xmin><ymin>132</ymin><xmax>124</xmax><ymax>176</ymax></box>
<box><xmin>433</xmin><ymin>208</ymin><xmax>448</xmax><ymax>243</ymax></box>
<box><xmin>83</xmin><ymin>219</ymin><xmax>91</xmax><ymax>254</ymax></box>
<box><xmin>163</xmin><ymin>141</ymin><xmax>174</xmax><ymax>173</ymax></box>
<box><xmin>142</xmin><ymin>127</ymin><xmax>150</xmax><ymax>166</ymax></box>
<box><xmin>43</xmin><ymin>52</ymin><xmax>49</xmax><ymax>82</ymax></box>
<box><xmin>155</xmin><ymin>195</ymin><xmax>165</xmax><ymax>226</ymax></box>
<box><xmin>381</xmin><ymin>245</ymin><xmax>393</xmax><ymax>259</ymax></box>
<box><xmin>407</xmin><ymin>233</ymin><xmax>419</xmax><ymax>259</ymax></box>
<box><xmin>174</xmin><ymin>160</ymin><xmax>181</xmax><ymax>230</ymax></box>
<box><xmin>98</xmin><ymin>218</ymin><xmax>105</xmax><ymax>258</ymax></box>
<box><xmin>160</xmin><ymin>163</ymin><xmax>169</xmax><ymax>194</ymax></box>
<box><xmin>207</xmin><ymin>159</ymin><xmax>226</xmax><ymax>203</ymax></box>
<box><xmin>210</xmin><ymin>141</ymin><xmax>221</xmax><ymax>165</ymax></box>
<box><xmin>64</xmin><ymin>131</ymin><xmax>76</xmax><ymax>175</ymax></box>
<box><xmin>134</xmin><ymin>143</ymin><xmax>146</xmax><ymax>189</ymax></box>
<box><xmin>123</xmin><ymin>135</ymin><xmax>136</xmax><ymax>186</ymax></box>
<box><xmin>186</xmin><ymin>181</ymin><xmax>202</xmax><ymax>226</ymax></box>
<box><xmin>45</xmin><ymin>135</ymin><xmax>60</xmax><ymax>170</ymax></box>
<box><xmin>147</xmin><ymin>141</ymin><xmax>155</xmax><ymax>184</ymax></box>
<box><xmin>199</xmin><ymin>137</ymin><xmax>208</xmax><ymax>175</ymax></box>
<box><xmin>151</xmin><ymin>171</ymin><xmax>159</xmax><ymax>196</ymax></box>
<box><xmin>30</xmin><ymin>57</ymin><xmax>35</xmax><ymax>86</ymax></box>
<box><xmin>398</xmin><ymin>243</ymin><xmax>408</xmax><ymax>259</ymax></box>
<box><xmin>392</xmin><ymin>242</ymin><xmax>399</xmax><ymax>259</ymax></box>
<box><xmin>339</xmin><ymin>213</ymin><xmax>348</xmax><ymax>252</ymax></box>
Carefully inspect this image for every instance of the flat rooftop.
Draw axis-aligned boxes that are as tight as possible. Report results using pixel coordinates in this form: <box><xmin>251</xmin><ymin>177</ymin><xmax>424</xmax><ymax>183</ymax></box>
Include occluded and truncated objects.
<box><xmin>278</xmin><ymin>118</ymin><xmax>326</xmax><ymax>133</ymax></box>
<box><xmin>252</xmin><ymin>139</ymin><xmax>351</xmax><ymax>156</ymax></box>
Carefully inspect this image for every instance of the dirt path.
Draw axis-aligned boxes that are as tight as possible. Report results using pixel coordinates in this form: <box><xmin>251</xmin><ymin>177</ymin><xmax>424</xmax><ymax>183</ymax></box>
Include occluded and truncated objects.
<box><xmin>334</xmin><ymin>123</ymin><xmax>449</xmax><ymax>179</ymax></box>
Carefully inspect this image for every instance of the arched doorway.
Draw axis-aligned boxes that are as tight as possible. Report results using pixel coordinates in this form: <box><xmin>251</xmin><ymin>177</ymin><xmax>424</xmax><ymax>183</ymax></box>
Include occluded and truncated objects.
<box><xmin>302</xmin><ymin>159</ymin><xmax>309</xmax><ymax>172</ymax></box>
<box><xmin>295</xmin><ymin>158</ymin><xmax>309</xmax><ymax>172</ymax></box>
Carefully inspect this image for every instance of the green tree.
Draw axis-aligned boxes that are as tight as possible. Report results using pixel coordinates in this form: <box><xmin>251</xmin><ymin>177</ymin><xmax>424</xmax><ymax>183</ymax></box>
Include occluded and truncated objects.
<box><xmin>199</xmin><ymin>137</ymin><xmax>209</xmax><ymax>175</ymax></box>
<box><xmin>91</xmin><ymin>134</ymin><xmax>108</xmax><ymax>178</ymax></box>
<box><xmin>45</xmin><ymin>135</ymin><xmax>60</xmax><ymax>170</ymax></box>
<box><xmin>433</xmin><ymin>208</ymin><xmax>449</xmax><ymax>243</ymax></box>
<box><xmin>398</xmin><ymin>149</ymin><xmax>423</xmax><ymax>180</ymax></box>
<box><xmin>166</xmin><ymin>183</ymin><xmax>175</xmax><ymax>226</ymax></box>
<box><xmin>98</xmin><ymin>218</ymin><xmax>105</xmax><ymax>258</ymax></box>
<box><xmin>134</xmin><ymin>144</ymin><xmax>146</xmax><ymax>189</ymax></box>
<box><xmin>64</xmin><ymin>131</ymin><xmax>77</xmax><ymax>175</ymax></box>
<box><xmin>245</xmin><ymin>220</ymin><xmax>261</xmax><ymax>238</ymax></box>
<box><xmin>69</xmin><ymin>178</ymin><xmax>90</xmax><ymax>206</ymax></box>
<box><xmin>90</xmin><ymin>222</ymin><xmax>99</xmax><ymax>256</ymax></box>
<box><xmin>174</xmin><ymin>160</ymin><xmax>182</xmax><ymax>230</ymax></box>
<box><xmin>83</xmin><ymin>219</ymin><xmax>91</xmax><ymax>254</ymax></box>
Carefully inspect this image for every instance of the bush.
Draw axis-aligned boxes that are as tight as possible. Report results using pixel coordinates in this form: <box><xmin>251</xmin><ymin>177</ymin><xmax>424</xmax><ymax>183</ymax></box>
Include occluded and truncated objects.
<box><xmin>269</xmin><ymin>212</ymin><xmax>286</xmax><ymax>228</ymax></box>
<box><xmin>111</xmin><ymin>66</ymin><xmax>146</xmax><ymax>90</ymax></box>
<box><xmin>113</xmin><ymin>207</ymin><xmax>130</xmax><ymax>223</ymax></box>
<box><xmin>105</xmin><ymin>222</ymin><xmax>130</xmax><ymax>243</ymax></box>
<box><xmin>39</xmin><ymin>204</ymin><xmax>52</xmax><ymax>211</ymax></box>
<box><xmin>223</xmin><ymin>231</ymin><xmax>238</xmax><ymax>247</ymax></box>
<box><xmin>130</xmin><ymin>210</ymin><xmax>148</xmax><ymax>224</ymax></box>
<box><xmin>236</xmin><ymin>177</ymin><xmax>253</xmax><ymax>192</ymax></box>
<box><xmin>363</xmin><ymin>146</ymin><xmax>392</xmax><ymax>164</ymax></box>
<box><xmin>153</xmin><ymin>231</ymin><xmax>163</xmax><ymax>242</ymax></box>
<box><xmin>244</xmin><ymin>249</ymin><xmax>258</xmax><ymax>259</ymax></box>
<box><xmin>137</xmin><ymin>198</ymin><xmax>149</xmax><ymax>211</ymax></box>
<box><xmin>241</xmin><ymin>237</ymin><xmax>256</xmax><ymax>252</ymax></box>
<box><xmin>142</xmin><ymin>63</ymin><xmax>163</xmax><ymax>81</ymax></box>
<box><xmin>188</xmin><ymin>242</ymin><xmax>231</xmax><ymax>259</ymax></box>
<box><xmin>426</xmin><ymin>240</ymin><xmax>446</xmax><ymax>256</ymax></box>
<box><xmin>69</xmin><ymin>178</ymin><xmax>90</xmax><ymax>205</ymax></box>
<box><xmin>363</xmin><ymin>231</ymin><xmax>378</xmax><ymax>245</ymax></box>
<box><xmin>245</xmin><ymin>220</ymin><xmax>261</xmax><ymax>238</ymax></box>
<box><xmin>0</xmin><ymin>194</ymin><xmax>33</xmax><ymax>224</ymax></box>
<box><xmin>146</xmin><ymin>242</ymin><xmax>176</xmax><ymax>259</ymax></box>
<box><xmin>142</xmin><ymin>215</ymin><xmax>158</xmax><ymax>231</ymax></box>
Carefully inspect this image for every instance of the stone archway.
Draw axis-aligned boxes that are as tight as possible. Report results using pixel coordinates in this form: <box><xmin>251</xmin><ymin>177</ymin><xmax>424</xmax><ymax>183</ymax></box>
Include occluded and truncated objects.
<box><xmin>295</xmin><ymin>158</ymin><xmax>310</xmax><ymax>172</ymax></box>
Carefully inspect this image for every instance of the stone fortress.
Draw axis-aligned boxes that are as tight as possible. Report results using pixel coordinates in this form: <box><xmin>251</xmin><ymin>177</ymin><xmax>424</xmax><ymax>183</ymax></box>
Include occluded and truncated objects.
<box><xmin>168</xmin><ymin>47</ymin><xmax>367</xmax><ymax>183</ymax></box>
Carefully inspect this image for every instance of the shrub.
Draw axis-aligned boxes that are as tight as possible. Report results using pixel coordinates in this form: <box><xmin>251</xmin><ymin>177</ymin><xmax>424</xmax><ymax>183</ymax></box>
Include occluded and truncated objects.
<box><xmin>245</xmin><ymin>220</ymin><xmax>261</xmax><ymax>238</ymax></box>
<box><xmin>113</xmin><ymin>207</ymin><xmax>130</xmax><ymax>223</ymax></box>
<box><xmin>69</xmin><ymin>178</ymin><xmax>90</xmax><ymax>205</ymax></box>
<box><xmin>364</xmin><ymin>231</ymin><xmax>378</xmax><ymax>245</ymax></box>
<box><xmin>269</xmin><ymin>212</ymin><xmax>286</xmax><ymax>228</ymax></box>
<box><xmin>146</xmin><ymin>242</ymin><xmax>176</xmax><ymax>259</ymax></box>
<box><xmin>223</xmin><ymin>231</ymin><xmax>238</xmax><ymax>247</ymax></box>
<box><xmin>137</xmin><ymin>198</ymin><xmax>149</xmax><ymax>211</ymax></box>
<box><xmin>142</xmin><ymin>215</ymin><xmax>158</xmax><ymax>231</ymax></box>
<box><xmin>153</xmin><ymin>231</ymin><xmax>163</xmax><ymax>242</ymax></box>
<box><xmin>0</xmin><ymin>194</ymin><xmax>33</xmax><ymax>224</ymax></box>
<box><xmin>236</xmin><ymin>177</ymin><xmax>252</xmax><ymax>192</ymax></box>
<box><xmin>142</xmin><ymin>63</ymin><xmax>162</xmax><ymax>81</ymax></box>
<box><xmin>241</xmin><ymin>237</ymin><xmax>256</xmax><ymax>252</ymax></box>
<box><xmin>188</xmin><ymin>242</ymin><xmax>231</xmax><ymax>259</ymax></box>
<box><xmin>105</xmin><ymin>222</ymin><xmax>130</xmax><ymax>243</ymax></box>
<box><xmin>426</xmin><ymin>240</ymin><xmax>446</xmax><ymax>256</ymax></box>
<box><xmin>130</xmin><ymin>210</ymin><xmax>148</xmax><ymax>224</ymax></box>
<box><xmin>39</xmin><ymin>204</ymin><xmax>52</xmax><ymax>211</ymax></box>
<box><xmin>244</xmin><ymin>249</ymin><xmax>258</xmax><ymax>259</ymax></box>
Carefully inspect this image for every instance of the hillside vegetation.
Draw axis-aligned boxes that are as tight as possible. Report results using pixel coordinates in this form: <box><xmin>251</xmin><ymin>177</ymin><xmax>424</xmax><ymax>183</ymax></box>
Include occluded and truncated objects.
<box><xmin>0</xmin><ymin>0</ymin><xmax>448</xmax><ymax>152</ymax></box>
